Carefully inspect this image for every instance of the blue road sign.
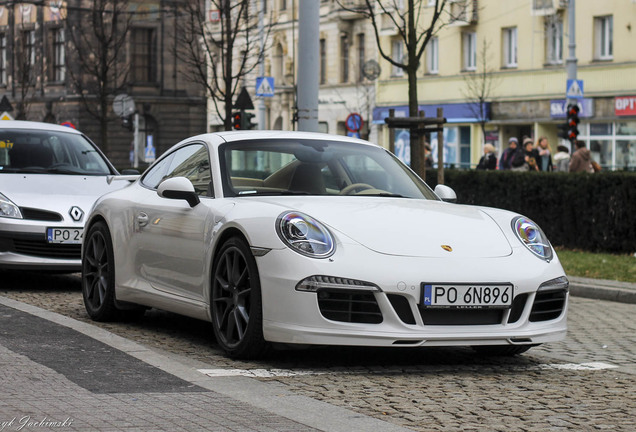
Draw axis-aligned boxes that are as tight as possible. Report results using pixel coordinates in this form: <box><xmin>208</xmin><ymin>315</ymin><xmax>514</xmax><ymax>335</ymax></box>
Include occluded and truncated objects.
<box><xmin>566</xmin><ymin>79</ymin><xmax>584</xmax><ymax>99</ymax></box>
<box><xmin>256</xmin><ymin>77</ymin><xmax>275</xmax><ymax>97</ymax></box>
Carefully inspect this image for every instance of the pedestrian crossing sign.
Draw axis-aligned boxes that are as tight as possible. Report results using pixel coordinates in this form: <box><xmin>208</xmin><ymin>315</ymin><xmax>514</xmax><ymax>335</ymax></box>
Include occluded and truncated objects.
<box><xmin>256</xmin><ymin>77</ymin><xmax>275</xmax><ymax>97</ymax></box>
<box><xmin>566</xmin><ymin>79</ymin><xmax>584</xmax><ymax>99</ymax></box>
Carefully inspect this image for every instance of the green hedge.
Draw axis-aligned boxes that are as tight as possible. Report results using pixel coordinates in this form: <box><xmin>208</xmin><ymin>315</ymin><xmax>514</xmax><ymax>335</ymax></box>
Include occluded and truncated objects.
<box><xmin>425</xmin><ymin>170</ymin><xmax>636</xmax><ymax>254</ymax></box>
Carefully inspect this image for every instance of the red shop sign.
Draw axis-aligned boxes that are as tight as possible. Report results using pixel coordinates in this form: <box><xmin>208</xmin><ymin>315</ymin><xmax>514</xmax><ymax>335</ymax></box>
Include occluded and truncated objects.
<box><xmin>615</xmin><ymin>96</ymin><xmax>636</xmax><ymax>116</ymax></box>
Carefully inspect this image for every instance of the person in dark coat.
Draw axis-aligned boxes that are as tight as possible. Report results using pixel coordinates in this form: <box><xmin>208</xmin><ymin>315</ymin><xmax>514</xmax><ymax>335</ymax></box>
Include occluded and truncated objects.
<box><xmin>476</xmin><ymin>143</ymin><xmax>497</xmax><ymax>170</ymax></box>
<box><xmin>499</xmin><ymin>137</ymin><xmax>519</xmax><ymax>170</ymax></box>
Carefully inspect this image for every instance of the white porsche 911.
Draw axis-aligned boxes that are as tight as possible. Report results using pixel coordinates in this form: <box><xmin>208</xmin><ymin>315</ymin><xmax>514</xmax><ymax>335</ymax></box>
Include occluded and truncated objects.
<box><xmin>0</xmin><ymin>121</ymin><xmax>135</xmax><ymax>271</ymax></box>
<box><xmin>81</xmin><ymin>131</ymin><xmax>568</xmax><ymax>359</ymax></box>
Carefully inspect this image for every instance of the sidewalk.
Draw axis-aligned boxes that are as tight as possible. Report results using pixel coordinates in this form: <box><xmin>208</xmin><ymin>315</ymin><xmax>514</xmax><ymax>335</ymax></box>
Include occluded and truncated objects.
<box><xmin>0</xmin><ymin>296</ymin><xmax>411</xmax><ymax>432</ymax></box>
<box><xmin>568</xmin><ymin>276</ymin><xmax>636</xmax><ymax>304</ymax></box>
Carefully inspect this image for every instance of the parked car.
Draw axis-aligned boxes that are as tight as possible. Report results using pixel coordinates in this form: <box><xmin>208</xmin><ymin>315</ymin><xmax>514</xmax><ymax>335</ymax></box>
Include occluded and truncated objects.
<box><xmin>0</xmin><ymin>120</ymin><xmax>136</xmax><ymax>271</ymax></box>
<box><xmin>81</xmin><ymin>131</ymin><xmax>568</xmax><ymax>359</ymax></box>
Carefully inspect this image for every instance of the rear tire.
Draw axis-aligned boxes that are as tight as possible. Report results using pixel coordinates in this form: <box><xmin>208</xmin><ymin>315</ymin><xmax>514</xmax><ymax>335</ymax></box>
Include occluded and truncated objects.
<box><xmin>211</xmin><ymin>236</ymin><xmax>268</xmax><ymax>359</ymax></box>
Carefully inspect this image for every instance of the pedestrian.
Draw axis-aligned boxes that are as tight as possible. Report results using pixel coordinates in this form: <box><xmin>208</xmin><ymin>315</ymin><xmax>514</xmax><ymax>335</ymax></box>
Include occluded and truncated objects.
<box><xmin>517</xmin><ymin>137</ymin><xmax>539</xmax><ymax>171</ymax></box>
<box><xmin>553</xmin><ymin>145</ymin><xmax>570</xmax><ymax>172</ymax></box>
<box><xmin>499</xmin><ymin>137</ymin><xmax>519</xmax><ymax>170</ymax></box>
<box><xmin>509</xmin><ymin>137</ymin><xmax>533</xmax><ymax>171</ymax></box>
<box><xmin>476</xmin><ymin>143</ymin><xmax>497</xmax><ymax>170</ymax></box>
<box><xmin>536</xmin><ymin>136</ymin><xmax>553</xmax><ymax>172</ymax></box>
<box><xmin>569</xmin><ymin>140</ymin><xmax>594</xmax><ymax>173</ymax></box>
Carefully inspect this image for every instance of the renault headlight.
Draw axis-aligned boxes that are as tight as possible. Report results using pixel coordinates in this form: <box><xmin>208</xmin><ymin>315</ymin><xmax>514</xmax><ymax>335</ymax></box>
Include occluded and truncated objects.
<box><xmin>512</xmin><ymin>216</ymin><xmax>552</xmax><ymax>261</ymax></box>
<box><xmin>276</xmin><ymin>211</ymin><xmax>335</xmax><ymax>258</ymax></box>
<box><xmin>0</xmin><ymin>193</ymin><xmax>22</xmax><ymax>219</ymax></box>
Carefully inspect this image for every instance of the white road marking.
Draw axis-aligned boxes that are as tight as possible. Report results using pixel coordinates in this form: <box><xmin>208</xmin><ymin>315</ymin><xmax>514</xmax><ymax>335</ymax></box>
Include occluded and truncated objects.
<box><xmin>538</xmin><ymin>362</ymin><xmax>619</xmax><ymax>371</ymax></box>
<box><xmin>198</xmin><ymin>362</ymin><xmax>619</xmax><ymax>378</ymax></box>
<box><xmin>198</xmin><ymin>368</ymin><xmax>328</xmax><ymax>377</ymax></box>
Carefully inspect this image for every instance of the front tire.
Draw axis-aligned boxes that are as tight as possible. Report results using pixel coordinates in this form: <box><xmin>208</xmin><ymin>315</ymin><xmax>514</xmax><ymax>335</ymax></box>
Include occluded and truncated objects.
<box><xmin>211</xmin><ymin>236</ymin><xmax>267</xmax><ymax>359</ymax></box>
<box><xmin>82</xmin><ymin>221</ymin><xmax>119</xmax><ymax>321</ymax></box>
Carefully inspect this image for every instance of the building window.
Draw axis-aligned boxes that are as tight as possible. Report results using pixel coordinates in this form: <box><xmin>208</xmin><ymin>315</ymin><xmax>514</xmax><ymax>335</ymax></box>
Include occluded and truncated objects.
<box><xmin>320</xmin><ymin>38</ymin><xmax>326</xmax><ymax>84</ymax></box>
<box><xmin>426</xmin><ymin>37</ymin><xmax>439</xmax><ymax>74</ymax></box>
<box><xmin>0</xmin><ymin>34</ymin><xmax>6</xmax><ymax>85</ymax></box>
<box><xmin>280</xmin><ymin>0</ymin><xmax>286</xmax><ymax>11</ymax></box>
<box><xmin>594</xmin><ymin>15</ymin><xmax>613</xmax><ymax>60</ymax></box>
<box><xmin>545</xmin><ymin>16</ymin><xmax>563</xmax><ymax>64</ymax></box>
<box><xmin>503</xmin><ymin>27</ymin><xmax>517</xmax><ymax>68</ymax></box>
<box><xmin>463</xmin><ymin>32</ymin><xmax>476</xmax><ymax>71</ymax></box>
<box><xmin>391</xmin><ymin>40</ymin><xmax>404</xmax><ymax>77</ymax></box>
<box><xmin>50</xmin><ymin>27</ymin><xmax>66</xmax><ymax>82</ymax></box>
<box><xmin>131</xmin><ymin>28</ymin><xmax>157</xmax><ymax>83</ymax></box>
<box><xmin>18</xmin><ymin>30</ymin><xmax>36</xmax><ymax>83</ymax></box>
<box><xmin>340</xmin><ymin>33</ymin><xmax>349</xmax><ymax>83</ymax></box>
<box><xmin>358</xmin><ymin>33</ymin><xmax>365</xmax><ymax>82</ymax></box>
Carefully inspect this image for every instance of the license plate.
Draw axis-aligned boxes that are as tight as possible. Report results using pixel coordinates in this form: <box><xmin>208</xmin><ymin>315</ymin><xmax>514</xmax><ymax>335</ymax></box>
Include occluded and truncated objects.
<box><xmin>421</xmin><ymin>283</ymin><xmax>513</xmax><ymax>309</ymax></box>
<box><xmin>47</xmin><ymin>227</ymin><xmax>84</xmax><ymax>244</ymax></box>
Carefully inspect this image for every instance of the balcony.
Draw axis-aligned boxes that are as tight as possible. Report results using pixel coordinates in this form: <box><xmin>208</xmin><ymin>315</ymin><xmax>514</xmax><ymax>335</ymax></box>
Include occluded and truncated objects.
<box><xmin>531</xmin><ymin>0</ymin><xmax>567</xmax><ymax>16</ymax></box>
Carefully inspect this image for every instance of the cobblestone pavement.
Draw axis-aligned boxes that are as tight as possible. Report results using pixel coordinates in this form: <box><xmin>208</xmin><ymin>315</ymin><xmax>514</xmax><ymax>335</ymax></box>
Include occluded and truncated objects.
<box><xmin>2</xmin><ymin>271</ymin><xmax>635</xmax><ymax>432</ymax></box>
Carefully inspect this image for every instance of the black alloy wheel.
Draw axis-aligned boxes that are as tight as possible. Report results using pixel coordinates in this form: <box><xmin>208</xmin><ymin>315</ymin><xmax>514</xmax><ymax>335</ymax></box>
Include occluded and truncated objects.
<box><xmin>82</xmin><ymin>221</ymin><xmax>119</xmax><ymax>321</ymax></box>
<box><xmin>211</xmin><ymin>236</ymin><xmax>267</xmax><ymax>359</ymax></box>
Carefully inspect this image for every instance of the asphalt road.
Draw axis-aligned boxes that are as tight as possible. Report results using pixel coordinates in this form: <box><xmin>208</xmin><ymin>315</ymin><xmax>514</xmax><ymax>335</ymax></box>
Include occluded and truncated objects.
<box><xmin>1</xmin><ymin>271</ymin><xmax>634</xmax><ymax>431</ymax></box>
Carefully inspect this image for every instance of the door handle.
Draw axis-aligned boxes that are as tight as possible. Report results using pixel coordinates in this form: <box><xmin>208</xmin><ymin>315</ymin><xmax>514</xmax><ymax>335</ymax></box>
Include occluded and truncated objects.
<box><xmin>137</xmin><ymin>212</ymin><xmax>149</xmax><ymax>227</ymax></box>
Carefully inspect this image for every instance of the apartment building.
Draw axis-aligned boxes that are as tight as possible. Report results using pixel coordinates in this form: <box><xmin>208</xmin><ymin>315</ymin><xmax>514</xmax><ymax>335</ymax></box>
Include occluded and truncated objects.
<box><xmin>0</xmin><ymin>0</ymin><xmax>206</xmax><ymax>167</ymax></box>
<box><xmin>372</xmin><ymin>0</ymin><xmax>636</xmax><ymax>170</ymax></box>
<box><xmin>209</xmin><ymin>0</ymin><xmax>379</xmax><ymax>141</ymax></box>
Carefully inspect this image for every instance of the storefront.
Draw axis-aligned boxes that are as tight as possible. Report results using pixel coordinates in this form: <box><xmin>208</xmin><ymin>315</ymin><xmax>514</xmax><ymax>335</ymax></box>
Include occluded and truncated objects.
<box><xmin>553</xmin><ymin>96</ymin><xmax>636</xmax><ymax>171</ymax></box>
<box><xmin>372</xmin><ymin>102</ymin><xmax>490</xmax><ymax>169</ymax></box>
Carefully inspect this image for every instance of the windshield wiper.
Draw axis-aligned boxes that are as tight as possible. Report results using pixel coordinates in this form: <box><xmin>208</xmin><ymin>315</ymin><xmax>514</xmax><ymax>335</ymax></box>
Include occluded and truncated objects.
<box><xmin>358</xmin><ymin>193</ymin><xmax>408</xmax><ymax>198</ymax></box>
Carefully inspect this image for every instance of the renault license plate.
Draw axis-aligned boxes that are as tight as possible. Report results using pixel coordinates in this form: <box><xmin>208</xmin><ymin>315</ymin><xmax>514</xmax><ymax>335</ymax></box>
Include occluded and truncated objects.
<box><xmin>422</xmin><ymin>283</ymin><xmax>513</xmax><ymax>309</ymax></box>
<box><xmin>47</xmin><ymin>228</ymin><xmax>84</xmax><ymax>244</ymax></box>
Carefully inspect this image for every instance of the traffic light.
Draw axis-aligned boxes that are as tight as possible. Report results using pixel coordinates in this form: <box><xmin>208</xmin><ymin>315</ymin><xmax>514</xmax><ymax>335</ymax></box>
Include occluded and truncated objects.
<box><xmin>231</xmin><ymin>111</ymin><xmax>242</xmax><ymax>130</ymax></box>
<box><xmin>566</xmin><ymin>103</ymin><xmax>580</xmax><ymax>142</ymax></box>
<box><xmin>242</xmin><ymin>112</ymin><xmax>256</xmax><ymax>130</ymax></box>
<box><xmin>122</xmin><ymin>115</ymin><xmax>133</xmax><ymax>131</ymax></box>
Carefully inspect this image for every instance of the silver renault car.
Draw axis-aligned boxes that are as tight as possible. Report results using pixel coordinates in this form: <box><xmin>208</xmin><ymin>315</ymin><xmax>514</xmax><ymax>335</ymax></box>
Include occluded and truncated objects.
<box><xmin>0</xmin><ymin>121</ymin><xmax>136</xmax><ymax>271</ymax></box>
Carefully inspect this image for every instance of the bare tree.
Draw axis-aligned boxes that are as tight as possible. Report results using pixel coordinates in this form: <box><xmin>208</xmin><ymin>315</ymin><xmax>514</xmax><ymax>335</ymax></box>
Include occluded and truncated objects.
<box><xmin>462</xmin><ymin>39</ymin><xmax>499</xmax><ymax>147</ymax></box>
<box><xmin>65</xmin><ymin>0</ymin><xmax>133</xmax><ymax>154</ymax></box>
<box><xmin>337</xmin><ymin>0</ymin><xmax>469</xmax><ymax>176</ymax></box>
<box><xmin>14</xmin><ymin>28</ymin><xmax>38</xmax><ymax>120</ymax></box>
<box><xmin>178</xmin><ymin>0</ymin><xmax>270</xmax><ymax>131</ymax></box>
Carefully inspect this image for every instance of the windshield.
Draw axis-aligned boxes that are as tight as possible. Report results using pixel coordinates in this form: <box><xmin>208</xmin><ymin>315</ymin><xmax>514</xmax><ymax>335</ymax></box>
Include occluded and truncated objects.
<box><xmin>0</xmin><ymin>129</ymin><xmax>113</xmax><ymax>175</ymax></box>
<box><xmin>219</xmin><ymin>139</ymin><xmax>438</xmax><ymax>200</ymax></box>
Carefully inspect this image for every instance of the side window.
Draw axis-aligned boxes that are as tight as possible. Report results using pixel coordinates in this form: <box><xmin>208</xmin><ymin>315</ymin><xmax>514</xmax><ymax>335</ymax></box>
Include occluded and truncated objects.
<box><xmin>142</xmin><ymin>143</ymin><xmax>212</xmax><ymax>196</ymax></box>
<box><xmin>141</xmin><ymin>153</ymin><xmax>174</xmax><ymax>189</ymax></box>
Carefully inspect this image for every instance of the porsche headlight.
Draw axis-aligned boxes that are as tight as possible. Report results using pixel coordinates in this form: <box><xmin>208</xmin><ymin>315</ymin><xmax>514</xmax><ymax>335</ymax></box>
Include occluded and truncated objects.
<box><xmin>276</xmin><ymin>211</ymin><xmax>335</xmax><ymax>258</ymax></box>
<box><xmin>0</xmin><ymin>193</ymin><xmax>22</xmax><ymax>219</ymax></box>
<box><xmin>512</xmin><ymin>216</ymin><xmax>552</xmax><ymax>261</ymax></box>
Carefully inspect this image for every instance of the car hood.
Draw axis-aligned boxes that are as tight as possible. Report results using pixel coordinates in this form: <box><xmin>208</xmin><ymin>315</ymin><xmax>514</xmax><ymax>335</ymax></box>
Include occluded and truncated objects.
<box><xmin>1</xmin><ymin>174</ymin><xmax>131</xmax><ymax>221</ymax></box>
<box><xmin>252</xmin><ymin>197</ymin><xmax>513</xmax><ymax>258</ymax></box>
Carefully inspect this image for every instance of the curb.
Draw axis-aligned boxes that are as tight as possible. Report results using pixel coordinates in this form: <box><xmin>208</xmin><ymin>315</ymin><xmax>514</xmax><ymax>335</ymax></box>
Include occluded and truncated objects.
<box><xmin>568</xmin><ymin>277</ymin><xmax>636</xmax><ymax>304</ymax></box>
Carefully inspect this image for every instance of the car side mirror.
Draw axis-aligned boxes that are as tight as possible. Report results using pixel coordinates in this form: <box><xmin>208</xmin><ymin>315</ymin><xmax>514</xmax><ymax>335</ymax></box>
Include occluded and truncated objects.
<box><xmin>434</xmin><ymin>184</ymin><xmax>457</xmax><ymax>203</ymax></box>
<box><xmin>157</xmin><ymin>177</ymin><xmax>200</xmax><ymax>207</ymax></box>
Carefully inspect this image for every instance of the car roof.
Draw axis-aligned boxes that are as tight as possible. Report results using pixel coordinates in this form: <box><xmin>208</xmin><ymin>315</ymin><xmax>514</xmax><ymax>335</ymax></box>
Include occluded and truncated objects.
<box><xmin>0</xmin><ymin>120</ymin><xmax>83</xmax><ymax>135</ymax></box>
<box><xmin>181</xmin><ymin>130</ymin><xmax>379</xmax><ymax>150</ymax></box>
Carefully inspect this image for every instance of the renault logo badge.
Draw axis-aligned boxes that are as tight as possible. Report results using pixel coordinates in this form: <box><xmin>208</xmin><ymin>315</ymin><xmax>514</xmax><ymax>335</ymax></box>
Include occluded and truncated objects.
<box><xmin>441</xmin><ymin>245</ymin><xmax>453</xmax><ymax>252</ymax></box>
<box><xmin>69</xmin><ymin>206</ymin><xmax>84</xmax><ymax>222</ymax></box>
